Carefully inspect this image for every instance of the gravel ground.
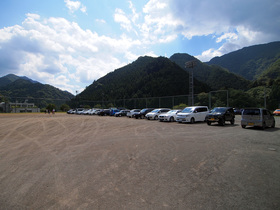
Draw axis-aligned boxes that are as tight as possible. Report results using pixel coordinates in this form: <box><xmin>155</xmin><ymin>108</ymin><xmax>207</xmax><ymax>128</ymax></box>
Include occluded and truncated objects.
<box><xmin>0</xmin><ymin>113</ymin><xmax>279</xmax><ymax>209</ymax></box>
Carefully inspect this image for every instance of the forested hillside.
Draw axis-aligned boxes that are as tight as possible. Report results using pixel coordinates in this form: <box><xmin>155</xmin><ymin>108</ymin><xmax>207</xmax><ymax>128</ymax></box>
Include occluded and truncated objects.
<box><xmin>0</xmin><ymin>74</ymin><xmax>74</xmax><ymax>109</ymax></box>
<box><xmin>78</xmin><ymin>56</ymin><xmax>210</xmax><ymax>101</ymax></box>
<box><xmin>75</xmin><ymin>41</ymin><xmax>280</xmax><ymax>109</ymax></box>
<box><xmin>170</xmin><ymin>53</ymin><xmax>251</xmax><ymax>90</ymax></box>
<box><xmin>207</xmin><ymin>41</ymin><xmax>280</xmax><ymax>80</ymax></box>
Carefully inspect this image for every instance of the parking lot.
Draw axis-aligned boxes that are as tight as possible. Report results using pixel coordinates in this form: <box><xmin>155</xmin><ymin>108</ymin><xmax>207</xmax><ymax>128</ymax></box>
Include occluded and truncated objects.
<box><xmin>0</xmin><ymin>113</ymin><xmax>280</xmax><ymax>209</ymax></box>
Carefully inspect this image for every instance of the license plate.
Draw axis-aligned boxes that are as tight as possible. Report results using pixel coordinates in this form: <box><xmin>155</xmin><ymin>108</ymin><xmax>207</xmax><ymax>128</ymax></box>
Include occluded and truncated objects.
<box><xmin>210</xmin><ymin>118</ymin><xmax>215</xmax><ymax>121</ymax></box>
<box><xmin>248</xmin><ymin>122</ymin><xmax>254</xmax><ymax>126</ymax></box>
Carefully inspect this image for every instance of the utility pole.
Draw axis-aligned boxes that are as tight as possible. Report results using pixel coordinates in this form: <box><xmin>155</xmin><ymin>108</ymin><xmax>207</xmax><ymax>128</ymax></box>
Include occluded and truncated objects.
<box><xmin>264</xmin><ymin>87</ymin><xmax>266</xmax><ymax>108</ymax></box>
<box><xmin>185</xmin><ymin>60</ymin><xmax>196</xmax><ymax>106</ymax></box>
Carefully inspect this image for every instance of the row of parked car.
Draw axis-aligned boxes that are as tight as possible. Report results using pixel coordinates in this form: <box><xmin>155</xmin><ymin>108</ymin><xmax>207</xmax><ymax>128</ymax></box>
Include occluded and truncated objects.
<box><xmin>67</xmin><ymin>106</ymin><xmax>277</xmax><ymax>130</ymax></box>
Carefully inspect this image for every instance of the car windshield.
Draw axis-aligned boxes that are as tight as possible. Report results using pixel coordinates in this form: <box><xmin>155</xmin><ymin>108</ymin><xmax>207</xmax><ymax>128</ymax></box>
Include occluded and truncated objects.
<box><xmin>243</xmin><ymin>109</ymin><xmax>260</xmax><ymax>115</ymax></box>
<box><xmin>181</xmin><ymin>108</ymin><xmax>193</xmax><ymax>113</ymax></box>
<box><xmin>152</xmin><ymin>109</ymin><xmax>159</xmax><ymax>113</ymax></box>
<box><xmin>211</xmin><ymin>107</ymin><xmax>227</xmax><ymax>113</ymax></box>
<box><xmin>276</xmin><ymin>109</ymin><xmax>280</xmax><ymax>111</ymax></box>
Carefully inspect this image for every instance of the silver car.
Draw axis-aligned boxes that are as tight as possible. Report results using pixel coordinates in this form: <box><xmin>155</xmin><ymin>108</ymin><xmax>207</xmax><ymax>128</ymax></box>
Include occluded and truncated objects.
<box><xmin>241</xmin><ymin>108</ymin><xmax>275</xmax><ymax>129</ymax></box>
<box><xmin>158</xmin><ymin>110</ymin><xmax>181</xmax><ymax>122</ymax></box>
<box><xmin>145</xmin><ymin>108</ymin><xmax>171</xmax><ymax>120</ymax></box>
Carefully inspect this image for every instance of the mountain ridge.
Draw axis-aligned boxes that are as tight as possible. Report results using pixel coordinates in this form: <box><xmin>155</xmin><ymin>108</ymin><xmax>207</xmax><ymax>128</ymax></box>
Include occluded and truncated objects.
<box><xmin>207</xmin><ymin>41</ymin><xmax>280</xmax><ymax>80</ymax></box>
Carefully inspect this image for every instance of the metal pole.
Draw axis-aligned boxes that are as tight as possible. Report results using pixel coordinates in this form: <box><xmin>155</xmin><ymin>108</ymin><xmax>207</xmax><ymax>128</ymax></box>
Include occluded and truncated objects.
<box><xmin>227</xmin><ymin>90</ymin><xmax>229</xmax><ymax>107</ymax></box>
<box><xmin>264</xmin><ymin>87</ymin><xmax>266</xmax><ymax>108</ymax></box>
<box><xmin>185</xmin><ymin>60</ymin><xmax>196</xmax><ymax>107</ymax></box>
<box><xmin>209</xmin><ymin>92</ymin><xmax>211</xmax><ymax>109</ymax></box>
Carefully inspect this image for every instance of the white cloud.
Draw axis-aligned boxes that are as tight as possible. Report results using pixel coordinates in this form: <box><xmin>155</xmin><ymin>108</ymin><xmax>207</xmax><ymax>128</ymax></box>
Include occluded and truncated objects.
<box><xmin>114</xmin><ymin>8</ymin><xmax>132</xmax><ymax>32</ymax></box>
<box><xmin>216</xmin><ymin>32</ymin><xmax>238</xmax><ymax>43</ymax></box>
<box><xmin>1</xmin><ymin>0</ymin><xmax>279</xmax><ymax>94</ymax></box>
<box><xmin>95</xmin><ymin>19</ymin><xmax>106</xmax><ymax>24</ymax></box>
<box><xmin>64</xmin><ymin>0</ymin><xmax>87</xmax><ymax>14</ymax></box>
<box><xmin>0</xmin><ymin>14</ymin><xmax>141</xmax><ymax>94</ymax></box>
<box><xmin>142</xmin><ymin>0</ymin><xmax>280</xmax><ymax>60</ymax></box>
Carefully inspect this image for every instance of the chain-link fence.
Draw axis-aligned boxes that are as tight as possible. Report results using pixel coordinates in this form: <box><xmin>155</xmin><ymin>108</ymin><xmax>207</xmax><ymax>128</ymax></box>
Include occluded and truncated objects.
<box><xmin>0</xmin><ymin>91</ymin><xmax>232</xmax><ymax>113</ymax></box>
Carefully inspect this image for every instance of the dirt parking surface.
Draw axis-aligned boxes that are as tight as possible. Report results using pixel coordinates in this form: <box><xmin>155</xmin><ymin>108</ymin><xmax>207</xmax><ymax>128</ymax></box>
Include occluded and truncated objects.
<box><xmin>0</xmin><ymin>113</ymin><xmax>280</xmax><ymax>209</ymax></box>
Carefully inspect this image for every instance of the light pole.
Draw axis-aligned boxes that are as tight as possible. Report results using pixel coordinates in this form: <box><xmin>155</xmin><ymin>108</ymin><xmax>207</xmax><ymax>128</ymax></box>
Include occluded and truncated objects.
<box><xmin>185</xmin><ymin>60</ymin><xmax>196</xmax><ymax>106</ymax></box>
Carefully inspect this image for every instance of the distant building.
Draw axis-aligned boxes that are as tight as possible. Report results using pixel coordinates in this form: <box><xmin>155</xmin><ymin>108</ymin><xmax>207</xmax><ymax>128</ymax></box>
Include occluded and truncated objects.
<box><xmin>0</xmin><ymin>101</ymin><xmax>40</xmax><ymax>113</ymax></box>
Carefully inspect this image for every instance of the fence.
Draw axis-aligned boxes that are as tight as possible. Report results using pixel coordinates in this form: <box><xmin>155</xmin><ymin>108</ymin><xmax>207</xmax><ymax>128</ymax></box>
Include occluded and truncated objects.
<box><xmin>0</xmin><ymin>91</ymin><xmax>231</xmax><ymax>112</ymax></box>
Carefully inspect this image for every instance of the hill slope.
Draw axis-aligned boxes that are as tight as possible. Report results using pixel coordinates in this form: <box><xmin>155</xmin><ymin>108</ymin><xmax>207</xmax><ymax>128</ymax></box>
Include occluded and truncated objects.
<box><xmin>0</xmin><ymin>74</ymin><xmax>74</xmax><ymax>100</ymax></box>
<box><xmin>169</xmin><ymin>53</ymin><xmax>251</xmax><ymax>90</ymax></box>
<box><xmin>79</xmin><ymin>56</ymin><xmax>210</xmax><ymax>101</ymax></box>
<box><xmin>207</xmin><ymin>41</ymin><xmax>280</xmax><ymax>80</ymax></box>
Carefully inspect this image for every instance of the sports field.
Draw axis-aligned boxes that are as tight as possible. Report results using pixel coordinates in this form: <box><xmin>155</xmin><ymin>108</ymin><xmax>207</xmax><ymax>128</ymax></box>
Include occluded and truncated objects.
<box><xmin>0</xmin><ymin>113</ymin><xmax>279</xmax><ymax>209</ymax></box>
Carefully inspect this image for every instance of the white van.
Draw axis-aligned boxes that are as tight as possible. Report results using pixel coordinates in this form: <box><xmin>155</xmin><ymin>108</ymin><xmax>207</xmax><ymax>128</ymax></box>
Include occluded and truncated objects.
<box><xmin>176</xmin><ymin>106</ymin><xmax>209</xmax><ymax>123</ymax></box>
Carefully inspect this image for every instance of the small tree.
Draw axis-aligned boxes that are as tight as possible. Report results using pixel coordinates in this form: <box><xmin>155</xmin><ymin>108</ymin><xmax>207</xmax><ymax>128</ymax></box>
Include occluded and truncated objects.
<box><xmin>173</xmin><ymin>103</ymin><xmax>187</xmax><ymax>109</ymax></box>
<box><xmin>94</xmin><ymin>104</ymin><xmax>102</xmax><ymax>109</ymax></box>
<box><xmin>46</xmin><ymin>104</ymin><xmax>56</xmax><ymax>111</ymax></box>
<box><xmin>61</xmin><ymin>104</ymin><xmax>70</xmax><ymax>112</ymax></box>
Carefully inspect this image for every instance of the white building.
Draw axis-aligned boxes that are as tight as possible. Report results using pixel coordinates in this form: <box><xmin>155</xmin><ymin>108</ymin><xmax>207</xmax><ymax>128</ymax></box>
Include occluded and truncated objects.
<box><xmin>0</xmin><ymin>101</ymin><xmax>40</xmax><ymax>113</ymax></box>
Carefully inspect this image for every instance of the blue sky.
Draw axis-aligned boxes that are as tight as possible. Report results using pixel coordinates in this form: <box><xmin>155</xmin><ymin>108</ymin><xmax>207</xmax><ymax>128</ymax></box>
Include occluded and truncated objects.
<box><xmin>0</xmin><ymin>0</ymin><xmax>279</xmax><ymax>94</ymax></box>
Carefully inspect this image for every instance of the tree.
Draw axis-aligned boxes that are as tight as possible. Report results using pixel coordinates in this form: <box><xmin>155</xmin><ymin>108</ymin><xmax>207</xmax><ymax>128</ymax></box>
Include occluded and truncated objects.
<box><xmin>46</xmin><ymin>103</ymin><xmax>56</xmax><ymax>111</ymax></box>
<box><xmin>173</xmin><ymin>103</ymin><xmax>187</xmax><ymax>109</ymax></box>
<box><xmin>60</xmin><ymin>104</ymin><xmax>70</xmax><ymax>112</ymax></box>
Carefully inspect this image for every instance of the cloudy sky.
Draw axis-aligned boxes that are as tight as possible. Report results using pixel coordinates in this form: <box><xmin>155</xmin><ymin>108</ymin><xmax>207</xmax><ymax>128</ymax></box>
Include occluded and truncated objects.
<box><xmin>0</xmin><ymin>0</ymin><xmax>279</xmax><ymax>94</ymax></box>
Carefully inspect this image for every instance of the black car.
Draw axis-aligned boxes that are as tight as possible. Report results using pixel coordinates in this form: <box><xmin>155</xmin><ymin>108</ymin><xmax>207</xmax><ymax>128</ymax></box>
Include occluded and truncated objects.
<box><xmin>115</xmin><ymin>110</ymin><xmax>130</xmax><ymax>117</ymax></box>
<box><xmin>206</xmin><ymin>107</ymin><xmax>235</xmax><ymax>126</ymax></box>
<box><xmin>133</xmin><ymin>108</ymin><xmax>154</xmax><ymax>119</ymax></box>
<box><xmin>98</xmin><ymin>109</ymin><xmax>110</xmax><ymax>116</ymax></box>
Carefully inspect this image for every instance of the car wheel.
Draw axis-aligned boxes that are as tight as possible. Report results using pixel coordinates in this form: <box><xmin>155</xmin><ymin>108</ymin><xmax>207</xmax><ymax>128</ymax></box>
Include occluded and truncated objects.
<box><xmin>207</xmin><ymin>121</ymin><xmax>211</xmax><ymax>126</ymax></box>
<box><xmin>272</xmin><ymin>120</ymin><xmax>275</xmax><ymax>128</ymax></box>
<box><xmin>262</xmin><ymin>122</ymin><xmax>266</xmax><ymax>130</ymax></box>
<box><xmin>242</xmin><ymin>125</ymin><xmax>246</xmax><ymax>128</ymax></box>
<box><xmin>219</xmin><ymin>118</ymin><xmax>225</xmax><ymax>126</ymax></box>
<box><xmin>190</xmin><ymin>117</ymin><xmax>195</xmax><ymax>124</ymax></box>
<box><xmin>230</xmin><ymin>118</ymin><xmax>235</xmax><ymax>125</ymax></box>
<box><xmin>170</xmin><ymin>116</ymin><xmax>174</xmax><ymax>122</ymax></box>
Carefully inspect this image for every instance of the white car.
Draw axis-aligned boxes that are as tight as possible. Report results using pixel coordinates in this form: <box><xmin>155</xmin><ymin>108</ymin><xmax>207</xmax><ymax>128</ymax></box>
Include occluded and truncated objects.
<box><xmin>158</xmin><ymin>110</ymin><xmax>181</xmax><ymax>122</ymax></box>
<box><xmin>127</xmin><ymin>109</ymin><xmax>141</xmax><ymax>118</ymax></box>
<box><xmin>91</xmin><ymin>109</ymin><xmax>101</xmax><ymax>115</ymax></box>
<box><xmin>176</xmin><ymin>106</ymin><xmax>209</xmax><ymax>123</ymax></box>
<box><xmin>76</xmin><ymin>108</ymin><xmax>85</xmax><ymax>114</ymax></box>
<box><xmin>145</xmin><ymin>108</ymin><xmax>171</xmax><ymax>120</ymax></box>
<box><xmin>88</xmin><ymin>109</ymin><xmax>97</xmax><ymax>115</ymax></box>
<box><xmin>82</xmin><ymin>109</ymin><xmax>92</xmax><ymax>115</ymax></box>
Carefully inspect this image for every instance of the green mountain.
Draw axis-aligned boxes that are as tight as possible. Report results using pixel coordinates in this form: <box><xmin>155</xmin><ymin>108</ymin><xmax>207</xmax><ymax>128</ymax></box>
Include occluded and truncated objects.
<box><xmin>0</xmin><ymin>74</ymin><xmax>21</xmax><ymax>87</ymax></box>
<box><xmin>254</xmin><ymin>57</ymin><xmax>280</xmax><ymax>85</ymax></box>
<box><xmin>169</xmin><ymin>53</ymin><xmax>251</xmax><ymax>90</ymax></box>
<box><xmin>78</xmin><ymin>56</ymin><xmax>210</xmax><ymax>101</ymax></box>
<box><xmin>0</xmin><ymin>74</ymin><xmax>74</xmax><ymax>106</ymax></box>
<box><xmin>207</xmin><ymin>41</ymin><xmax>280</xmax><ymax>80</ymax></box>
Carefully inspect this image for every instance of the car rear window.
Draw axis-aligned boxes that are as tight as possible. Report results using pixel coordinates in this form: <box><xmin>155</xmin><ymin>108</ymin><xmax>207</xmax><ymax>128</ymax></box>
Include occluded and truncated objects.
<box><xmin>243</xmin><ymin>109</ymin><xmax>260</xmax><ymax>115</ymax></box>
